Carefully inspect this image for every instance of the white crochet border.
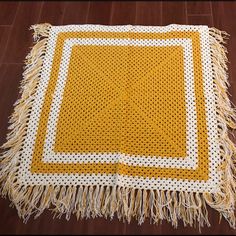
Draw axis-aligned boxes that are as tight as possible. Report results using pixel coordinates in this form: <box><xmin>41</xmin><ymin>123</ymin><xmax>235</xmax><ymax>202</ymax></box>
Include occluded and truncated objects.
<box><xmin>19</xmin><ymin>24</ymin><xmax>220</xmax><ymax>193</ymax></box>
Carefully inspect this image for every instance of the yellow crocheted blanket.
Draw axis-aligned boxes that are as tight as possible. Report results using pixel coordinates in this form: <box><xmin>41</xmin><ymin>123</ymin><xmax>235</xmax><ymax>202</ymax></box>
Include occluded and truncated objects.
<box><xmin>1</xmin><ymin>23</ymin><xmax>235</xmax><ymax>230</ymax></box>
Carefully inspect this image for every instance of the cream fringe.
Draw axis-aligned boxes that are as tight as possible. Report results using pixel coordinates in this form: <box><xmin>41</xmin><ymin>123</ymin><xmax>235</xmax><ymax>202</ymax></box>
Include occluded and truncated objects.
<box><xmin>0</xmin><ymin>24</ymin><xmax>235</xmax><ymax>231</ymax></box>
<box><xmin>204</xmin><ymin>28</ymin><xmax>236</xmax><ymax>228</ymax></box>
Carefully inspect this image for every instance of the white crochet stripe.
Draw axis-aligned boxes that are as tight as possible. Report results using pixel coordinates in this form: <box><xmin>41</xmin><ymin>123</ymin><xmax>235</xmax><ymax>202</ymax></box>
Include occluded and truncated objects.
<box><xmin>18</xmin><ymin>173</ymin><xmax>219</xmax><ymax>192</ymax></box>
<box><xmin>19</xmin><ymin>24</ymin><xmax>220</xmax><ymax>193</ymax></box>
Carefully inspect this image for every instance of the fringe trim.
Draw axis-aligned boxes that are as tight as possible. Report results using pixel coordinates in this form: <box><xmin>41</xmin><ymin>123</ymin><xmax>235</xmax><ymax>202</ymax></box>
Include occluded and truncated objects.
<box><xmin>204</xmin><ymin>28</ymin><xmax>236</xmax><ymax>228</ymax></box>
<box><xmin>0</xmin><ymin>24</ymin><xmax>235</xmax><ymax>231</ymax></box>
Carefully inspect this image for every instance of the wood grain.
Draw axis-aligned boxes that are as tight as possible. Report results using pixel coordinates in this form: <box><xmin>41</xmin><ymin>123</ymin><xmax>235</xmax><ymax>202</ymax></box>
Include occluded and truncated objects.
<box><xmin>187</xmin><ymin>1</ymin><xmax>212</xmax><ymax>15</ymax></box>
<box><xmin>188</xmin><ymin>15</ymin><xmax>213</xmax><ymax>26</ymax></box>
<box><xmin>63</xmin><ymin>1</ymin><xmax>90</xmax><ymax>25</ymax></box>
<box><xmin>0</xmin><ymin>1</ymin><xmax>235</xmax><ymax>235</ymax></box>
<box><xmin>162</xmin><ymin>1</ymin><xmax>186</xmax><ymax>25</ymax></box>
<box><xmin>110</xmin><ymin>1</ymin><xmax>136</xmax><ymax>25</ymax></box>
<box><xmin>0</xmin><ymin>1</ymin><xmax>19</xmax><ymax>25</ymax></box>
<box><xmin>135</xmin><ymin>1</ymin><xmax>162</xmax><ymax>25</ymax></box>
<box><xmin>0</xmin><ymin>64</ymin><xmax>23</xmax><ymax>146</ymax></box>
<box><xmin>0</xmin><ymin>27</ymin><xmax>11</xmax><ymax>63</ymax></box>
<box><xmin>39</xmin><ymin>1</ymin><xmax>66</xmax><ymax>25</ymax></box>
<box><xmin>87</xmin><ymin>1</ymin><xmax>113</xmax><ymax>25</ymax></box>
<box><xmin>3</xmin><ymin>1</ymin><xmax>43</xmax><ymax>63</ymax></box>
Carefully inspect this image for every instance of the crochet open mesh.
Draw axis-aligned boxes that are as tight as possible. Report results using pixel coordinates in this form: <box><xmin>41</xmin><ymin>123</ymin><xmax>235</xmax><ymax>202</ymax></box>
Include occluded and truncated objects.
<box><xmin>19</xmin><ymin>25</ymin><xmax>220</xmax><ymax>192</ymax></box>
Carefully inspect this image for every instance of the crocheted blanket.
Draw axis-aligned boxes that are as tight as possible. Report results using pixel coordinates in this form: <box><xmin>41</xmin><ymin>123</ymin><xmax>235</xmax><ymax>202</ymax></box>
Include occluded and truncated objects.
<box><xmin>1</xmin><ymin>24</ymin><xmax>236</xmax><ymax>230</ymax></box>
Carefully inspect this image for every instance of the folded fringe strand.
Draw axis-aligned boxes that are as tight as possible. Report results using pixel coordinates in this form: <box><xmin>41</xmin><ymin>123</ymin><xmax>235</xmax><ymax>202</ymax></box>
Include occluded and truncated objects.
<box><xmin>0</xmin><ymin>24</ymin><xmax>235</xmax><ymax>231</ymax></box>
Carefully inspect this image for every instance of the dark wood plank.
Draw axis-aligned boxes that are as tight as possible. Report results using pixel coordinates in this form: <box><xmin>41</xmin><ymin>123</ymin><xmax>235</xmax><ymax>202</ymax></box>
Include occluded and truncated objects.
<box><xmin>135</xmin><ymin>1</ymin><xmax>162</xmax><ymax>26</ymax></box>
<box><xmin>0</xmin><ymin>27</ymin><xmax>11</xmax><ymax>63</ymax></box>
<box><xmin>3</xmin><ymin>1</ymin><xmax>43</xmax><ymax>64</ymax></box>
<box><xmin>212</xmin><ymin>1</ymin><xmax>236</xmax><ymax>104</ymax></box>
<box><xmin>0</xmin><ymin>198</ymin><xmax>19</xmax><ymax>235</ymax></box>
<box><xmin>87</xmin><ymin>1</ymin><xmax>112</xmax><ymax>25</ymax></box>
<box><xmin>39</xmin><ymin>1</ymin><xmax>66</xmax><ymax>25</ymax></box>
<box><xmin>0</xmin><ymin>1</ymin><xmax>19</xmax><ymax>25</ymax></box>
<box><xmin>162</xmin><ymin>1</ymin><xmax>186</xmax><ymax>25</ymax></box>
<box><xmin>120</xmin><ymin>212</ymin><xmax>235</xmax><ymax>235</ymax></box>
<box><xmin>187</xmin><ymin>1</ymin><xmax>212</xmax><ymax>15</ymax></box>
<box><xmin>12</xmin><ymin>216</ymin><xmax>126</xmax><ymax>235</ymax></box>
<box><xmin>188</xmin><ymin>15</ymin><xmax>213</xmax><ymax>26</ymax></box>
<box><xmin>62</xmin><ymin>1</ymin><xmax>90</xmax><ymax>25</ymax></box>
<box><xmin>0</xmin><ymin>64</ymin><xmax>23</xmax><ymax>147</ymax></box>
<box><xmin>0</xmin><ymin>201</ymin><xmax>233</xmax><ymax>236</ymax></box>
<box><xmin>110</xmin><ymin>1</ymin><xmax>136</xmax><ymax>25</ymax></box>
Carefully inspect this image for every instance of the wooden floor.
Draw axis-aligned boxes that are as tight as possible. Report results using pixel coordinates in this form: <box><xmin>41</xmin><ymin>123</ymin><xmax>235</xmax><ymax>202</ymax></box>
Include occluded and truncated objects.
<box><xmin>0</xmin><ymin>1</ymin><xmax>236</xmax><ymax>235</ymax></box>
